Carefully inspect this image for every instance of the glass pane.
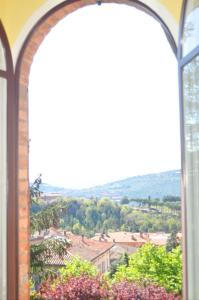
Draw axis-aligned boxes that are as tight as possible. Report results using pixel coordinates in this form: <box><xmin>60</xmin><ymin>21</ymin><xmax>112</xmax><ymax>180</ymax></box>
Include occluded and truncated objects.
<box><xmin>182</xmin><ymin>0</ymin><xmax>199</xmax><ymax>56</ymax></box>
<box><xmin>0</xmin><ymin>39</ymin><xmax>6</xmax><ymax>70</ymax></box>
<box><xmin>0</xmin><ymin>78</ymin><xmax>7</xmax><ymax>300</ymax></box>
<box><xmin>183</xmin><ymin>55</ymin><xmax>199</xmax><ymax>299</ymax></box>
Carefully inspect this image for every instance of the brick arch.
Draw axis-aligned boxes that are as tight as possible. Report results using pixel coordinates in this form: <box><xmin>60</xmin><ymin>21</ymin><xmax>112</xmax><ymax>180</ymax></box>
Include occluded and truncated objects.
<box><xmin>15</xmin><ymin>1</ymin><xmax>177</xmax><ymax>299</ymax></box>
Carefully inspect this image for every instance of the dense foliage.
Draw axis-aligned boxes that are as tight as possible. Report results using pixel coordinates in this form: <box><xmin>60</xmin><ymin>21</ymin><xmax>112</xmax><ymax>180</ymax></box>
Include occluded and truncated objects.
<box><xmin>31</xmin><ymin>248</ymin><xmax>182</xmax><ymax>298</ymax></box>
<box><xmin>166</xmin><ymin>231</ymin><xmax>180</xmax><ymax>252</ymax></box>
<box><xmin>36</xmin><ymin>276</ymin><xmax>109</xmax><ymax>300</ymax></box>
<box><xmin>111</xmin><ymin>281</ymin><xmax>181</xmax><ymax>300</ymax></box>
<box><xmin>30</xmin><ymin>178</ymin><xmax>182</xmax><ymax>298</ymax></box>
<box><xmin>59</xmin><ymin>257</ymin><xmax>98</xmax><ymax>279</ymax></box>
<box><xmin>113</xmin><ymin>243</ymin><xmax>182</xmax><ymax>294</ymax></box>
<box><xmin>30</xmin><ymin>176</ymin><xmax>70</xmax><ymax>289</ymax></box>
<box><xmin>31</xmin><ymin>197</ymin><xmax>181</xmax><ymax>236</ymax></box>
<box><xmin>31</xmin><ymin>238</ymin><xmax>71</xmax><ymax>272</ymax></box>
<box><xmin>33</xmin><ymin>277</ymin><xmax>180</xmax><ymax>300</ymax></box>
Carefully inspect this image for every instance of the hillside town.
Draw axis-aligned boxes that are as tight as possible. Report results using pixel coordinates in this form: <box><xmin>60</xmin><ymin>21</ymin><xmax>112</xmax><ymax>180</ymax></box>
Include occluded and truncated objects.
<box><xmin>31</xmin><ymin>227</ymin><xmax>181</xmax><ymax>274</ymax></box>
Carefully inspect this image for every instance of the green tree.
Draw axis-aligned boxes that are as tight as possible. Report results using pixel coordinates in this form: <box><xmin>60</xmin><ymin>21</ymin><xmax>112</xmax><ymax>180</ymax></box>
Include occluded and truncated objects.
<box><xmin>60</xmin><ymin>257</ymin><xmax>98</xmax><ymax>280</ymax></box>
<box><xmin>113</xmin><ymin>243</ymin><xmax>182</xmax><ymax>294</ymax></box>
<box><xmin>30</xmin><ymin>176</ymin><xmax>70</xmax><ymax>288</ymax></box>
<box><xmin>120</xmin><ymin>196</ymin><xmax>129</xmax><ymax>204</ymax></box>
<box><xmin>72</xmin><ymin>222</ymin><xmax>84</xmax><ymax>235</ymax></box>
<box><xmin>166</xmin><ymin>231</ymin><xmax>180</xmax><ymax>252</ymax></box>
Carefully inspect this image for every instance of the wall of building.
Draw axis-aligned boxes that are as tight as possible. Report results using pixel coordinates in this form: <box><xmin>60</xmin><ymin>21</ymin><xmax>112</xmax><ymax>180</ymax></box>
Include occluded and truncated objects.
<box><xmin>0</xmin><ymin>0</ymin><xmax>182</xmax><ymax>61</ymax></box>
<box><xmin>92</xmin><ymin>250</ymin><xmax>111</xmax><ymax>274</ymax></box>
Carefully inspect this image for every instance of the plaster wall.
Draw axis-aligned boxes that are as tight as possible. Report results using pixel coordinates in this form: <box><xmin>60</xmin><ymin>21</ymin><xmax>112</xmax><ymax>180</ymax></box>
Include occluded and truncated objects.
<box><xmin>92</xmin><ymin>250</ymin><xmax>111</xmax><ymax>273</ymax></box>
<box><xmin>0</xmin><ymin>0</ymin><xmax>182</xmax><ymax>64</ymax></box>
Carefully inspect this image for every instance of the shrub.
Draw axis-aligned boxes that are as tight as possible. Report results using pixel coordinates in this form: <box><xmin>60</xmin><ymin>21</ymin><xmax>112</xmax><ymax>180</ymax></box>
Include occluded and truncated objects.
<box><xmin>113</xmin><ymin>243</ymin><xmax>182</xmax><ymax>294</ymax></box>
<box><xmin>36</xmin><ymin>276</ymin><xmax>109</xmax><ymax>299</ymax></box>
<box><xmin>60</xmin><ymin>257</ymin><xmax>98</xmax><ymax>280</ymax></box>
<box><xmin>33</xmin><ymin>277</ymin><xmax>180</xmax><ymax>300</ymax></box>
<box><xmin>111</xmin><ymin>281</ymin><xmax>181</xmax><ymax>300</ymax></box>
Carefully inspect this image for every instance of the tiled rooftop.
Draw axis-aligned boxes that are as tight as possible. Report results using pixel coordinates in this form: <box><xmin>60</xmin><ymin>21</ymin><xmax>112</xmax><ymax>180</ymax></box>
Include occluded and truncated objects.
<box><xmin>31</xmin><ymin>228</ymin><xmax>114</xmax><ymax>263</ymax></box>
<box><xmin>92</xmin><ymin>231</ymin><xmax>173</xmax><ymax>246</ymax></box>
<box><xmin>64</xmin><ymin>232</ymin><xmax>114</xmax><ymax>262</ymax></box>
<box><xmin>45</xmin><ymin>251</ymin><xmax>74</xmax><ymax>266</ymax></box>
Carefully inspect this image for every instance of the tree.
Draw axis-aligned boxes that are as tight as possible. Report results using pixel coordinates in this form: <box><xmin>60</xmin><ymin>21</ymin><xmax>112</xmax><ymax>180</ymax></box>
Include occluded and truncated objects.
<box><xmin>60</xmin><ymin>257</ymin><xmax>98</xmax><ymax>280</ymax></box>
<box><xmin>113</xmin><ymin>243</ymin><xmax>182</xmax><ymax>294</ymax></box>
<box><xmin>166</xmin><ymin>231</ymin><xmax>180</xmax><ymax>252</ymax></box>
<box><xmin>109</xmin><ymin>253</ymin><xmax>129</xmax><ymax>279</ymax></box>
<box><xmin>72</xmin><ymin>222</ymin><xmax>83</xmax><ymax>235</ymax></box>
<box><xmin>120</xmin><ymin>196</ymin><xmax>129</xmax><ymax>204</ymax></box>
<box><xmin>30</xmin><ymin>238</ymin><xmax>71</xmax><ymax>273</ymax></box>
<box><xmin>30</xmin><ymin>176</ymin><xmax>71</xmax><ymax>288</ymax></box>
<box><xmin>30</xmin><ymin>174</ymin><xmax>42</xmax><ymax>202</ymax></box>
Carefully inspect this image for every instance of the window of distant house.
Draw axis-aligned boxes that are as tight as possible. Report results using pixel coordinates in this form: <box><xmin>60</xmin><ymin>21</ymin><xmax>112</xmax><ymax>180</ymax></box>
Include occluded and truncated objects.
<box><xmin>102</xmin><ymin>261</ymin><xmax>105</xmax><ymax>273</ymax></box>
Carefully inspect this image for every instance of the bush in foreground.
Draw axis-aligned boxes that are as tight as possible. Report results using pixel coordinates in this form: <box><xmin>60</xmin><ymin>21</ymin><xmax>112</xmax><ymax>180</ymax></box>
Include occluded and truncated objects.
<box><xmin>111</xmin><ymin>281</ymin><xmax>181</xmax><ymax>300</ymax></box>
<box><xmin>113</xmin><ymin>243</ymin><xmax>182</xmax><ymax>294</ymax></box>
<box><xmin>35</xmin><ymin>276</ymin><xmax>109</xmax><ymax>299</ymax></box>
<box><xmin>33</xmin><ymin>276</ymin><xmax>180</xmax><ymax>300</ymax></box>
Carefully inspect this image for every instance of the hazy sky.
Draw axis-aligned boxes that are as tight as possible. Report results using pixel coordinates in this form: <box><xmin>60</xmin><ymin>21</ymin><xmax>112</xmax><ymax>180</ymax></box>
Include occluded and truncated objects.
<box><xmin>29</xmin><ymin>3</ymin><xmax>180</xmax><ymax>189</ymax></box>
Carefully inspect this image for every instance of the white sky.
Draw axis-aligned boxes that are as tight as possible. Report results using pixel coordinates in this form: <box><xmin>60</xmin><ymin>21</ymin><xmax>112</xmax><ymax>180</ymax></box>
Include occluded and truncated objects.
<box><xmin>29</xmin><ymin>3</ymin><xmax>180</xmax><ymax>189</ymax></box>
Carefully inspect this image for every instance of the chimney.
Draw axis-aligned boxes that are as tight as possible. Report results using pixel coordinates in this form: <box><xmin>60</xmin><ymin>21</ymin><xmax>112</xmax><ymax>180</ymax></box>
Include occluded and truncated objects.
<box><xmin>140</xmin><ymin>232</ymin><xmax>144</xmax><ymax>239</ymax></box>
<box><xmin>131</xmin><ymin>234</ymin><xmax>137</xmax><ymax>241</ymax></box>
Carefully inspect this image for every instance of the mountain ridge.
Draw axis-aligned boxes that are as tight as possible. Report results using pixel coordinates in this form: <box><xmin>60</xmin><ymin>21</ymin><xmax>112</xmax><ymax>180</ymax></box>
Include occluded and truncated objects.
<box><xmin>40</xmin><ymin>169</ymin><xmax>180</xmax><ymax>200</ymax></box>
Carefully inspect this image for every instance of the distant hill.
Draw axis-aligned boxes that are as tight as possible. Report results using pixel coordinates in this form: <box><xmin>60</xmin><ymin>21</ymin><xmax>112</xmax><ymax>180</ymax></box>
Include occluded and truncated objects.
<box><xmin>41</xmin><ymin>170</ymin><xmax>180</xmax><ymax>200</ymax></box>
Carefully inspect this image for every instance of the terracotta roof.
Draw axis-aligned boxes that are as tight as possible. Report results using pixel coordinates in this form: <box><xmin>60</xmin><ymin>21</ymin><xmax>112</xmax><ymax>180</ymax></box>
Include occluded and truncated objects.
<box><xmin>149</xmin><ymin>233</ymin><xmax>169</xmax><ymax>246</ymax></box>
<box><xmin>92</xmin><ymin>232</ymin><xmax>173</xmax><ymax>246</ymax></box>
<box><xmin>30</xmin><ymin>230</ymin><xmax>114</xmax><ymax>264</ymax></box>
<box><xmin>92</xmin><ymin>232</ymin><xmax>147</xmax><ymax>244</ymax></box>
<box><xmin>64</xmin><ymin>232</ymin><xmax>114</xmax><ymax>262</ymax></box>
<box><xmin>30</xmin><ymin>235</ymin><xmax>73</xmax><ymax>266</ymax></box>
<box><xmin>45</xmin><ymin>251</ymin><xmax>74</xmax><ymax>266</ymax></box>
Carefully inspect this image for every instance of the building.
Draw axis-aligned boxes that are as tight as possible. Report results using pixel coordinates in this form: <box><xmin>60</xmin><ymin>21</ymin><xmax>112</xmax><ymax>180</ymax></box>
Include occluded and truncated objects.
<box><xmin>65</xmin><ymin>232</ymin><xmax>114</xmax><ymax>274</ymax></box>
<box><xmin>92</xmin><ymin>231</ymin><xmax>181</xmax><ymax>264</ymax></box>
<box><xmin>0</xmin><ymin>1</ymin><xmax>198</xmax><ymax>299</ymax></box>
<box><xmin>41</xmin><ymin>193</ymin><xmax>63</xmax><ymax>203</ymax></box>
<box><xmin>31</xmin><ymin>228</ymin><xmax>114</xmax><ymax>274</ymax></box>
<box><xmin>92</xmin><ymin>231</ymin><xmax>172</xmax><ymax>247</ymax></box>
<box><xmin>93</xmin><ymin>231</ymin><xmax>146</xmax><ymax>247</ymax></box>
<box><xmin>30</xmin><ymin>228</ymin><xmax>74</xmax><ymax>267</ymax></box>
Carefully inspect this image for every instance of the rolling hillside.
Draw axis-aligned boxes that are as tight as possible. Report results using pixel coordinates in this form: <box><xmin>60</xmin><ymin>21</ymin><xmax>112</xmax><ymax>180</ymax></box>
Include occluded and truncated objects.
<box><xmin>41</xmin><ymin>169</ymin><xmax>180</xmax><ymax>200</ymax></box>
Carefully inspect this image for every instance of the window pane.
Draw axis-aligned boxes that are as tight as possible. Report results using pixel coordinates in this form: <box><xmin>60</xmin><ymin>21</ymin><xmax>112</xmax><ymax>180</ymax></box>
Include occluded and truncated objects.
<box><xmin>183</xmin><ymin>55</ymin><xmax>199</xmax><ymax>299</ymax></box>
<box><xmin>0</xmin><ymin>39</ymin><xmax>6</xmax><ymax>70</ymax></box>
<box><xmin>182</xmin><ymin>0</ymin><xmax>199</xmax><ymax>56</ymax></box>
<box><xmin>0</xmin><ymin>77</ymin><xmax>7</xmax><ymax>300</ymax></box>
